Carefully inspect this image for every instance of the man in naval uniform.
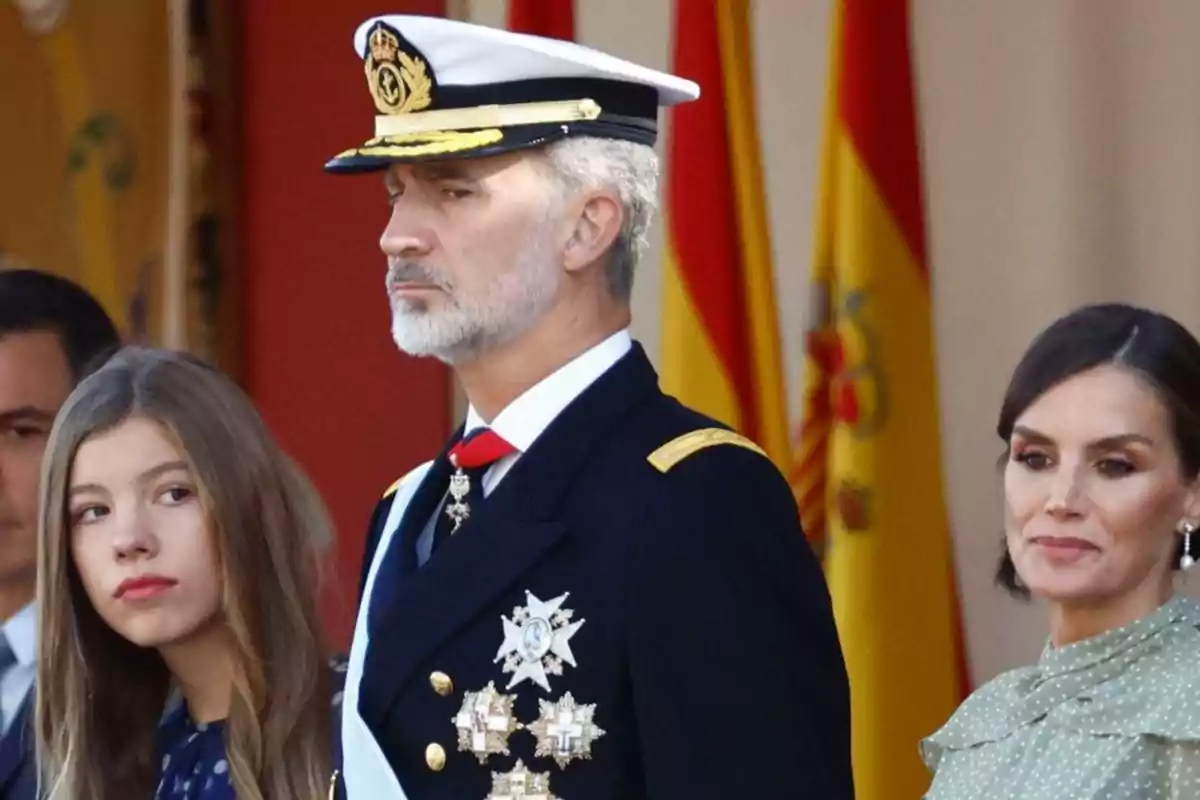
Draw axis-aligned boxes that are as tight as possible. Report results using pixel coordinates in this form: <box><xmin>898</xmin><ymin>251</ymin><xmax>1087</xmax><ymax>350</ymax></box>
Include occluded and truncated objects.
<box><xmin>326</xmin><ymin>14</ymin><xmax>854</xmax><ymax>800</ymax></box>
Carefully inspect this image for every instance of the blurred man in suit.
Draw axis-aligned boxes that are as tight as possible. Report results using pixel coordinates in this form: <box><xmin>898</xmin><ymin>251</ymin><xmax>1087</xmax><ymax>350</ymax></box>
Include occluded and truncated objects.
<box><xmin>0</xmin><ymin>269</ymin><xmax>119</xmax><ymax>799</ymax></box>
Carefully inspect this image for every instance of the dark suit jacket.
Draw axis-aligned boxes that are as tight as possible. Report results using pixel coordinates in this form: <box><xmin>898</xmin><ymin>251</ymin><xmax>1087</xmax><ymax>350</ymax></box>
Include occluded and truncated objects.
<box><xmin>355</xmin><ymin>343</ymin><xmax>854</xmax><ymax>799</ymax></box>
<box><xmin>0</xmin><ymin>694</ymin><xmax>36</xmax><ymax>800</ymax></box>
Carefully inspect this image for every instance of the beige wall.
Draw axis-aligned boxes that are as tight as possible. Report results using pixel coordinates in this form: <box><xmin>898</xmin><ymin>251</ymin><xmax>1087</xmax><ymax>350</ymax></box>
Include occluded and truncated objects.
<box><xmin>462</xmin><ymin>0</ymin><xmax>1200</xmax><ymax>685</ymax></box>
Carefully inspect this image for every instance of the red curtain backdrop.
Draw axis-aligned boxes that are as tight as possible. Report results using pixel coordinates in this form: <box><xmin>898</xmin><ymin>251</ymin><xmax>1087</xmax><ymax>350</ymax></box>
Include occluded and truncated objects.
<box><xmin>239</xmin><ymin>0</ymin><xmax>451</xmax><ymax>646</ymax></box>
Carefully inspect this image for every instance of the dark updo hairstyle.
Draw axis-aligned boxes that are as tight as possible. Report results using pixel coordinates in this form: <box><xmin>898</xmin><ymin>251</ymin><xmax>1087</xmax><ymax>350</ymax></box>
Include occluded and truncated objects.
<box><xmin>995</xmin><ymin>303</ymin><xmax>1200</xmax><ymax>597</ymax></box>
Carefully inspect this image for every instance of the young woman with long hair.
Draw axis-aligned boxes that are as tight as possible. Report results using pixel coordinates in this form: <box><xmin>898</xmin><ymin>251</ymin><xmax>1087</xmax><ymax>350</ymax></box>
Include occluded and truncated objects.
<box><xmin>35</xmin><ymin>347</ymin><xmax>342</xmax><ymax>800</ymax></box>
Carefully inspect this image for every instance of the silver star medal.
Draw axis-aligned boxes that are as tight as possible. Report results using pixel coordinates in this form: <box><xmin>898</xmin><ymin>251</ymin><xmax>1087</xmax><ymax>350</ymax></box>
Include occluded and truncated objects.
<box><xmin>452</xmin><ymin>681</ymin><xmax>521</xmax><ymax>764</ymax></box>
<box><xmin>444</xmin><ymin>456</ymin><xmax>471</xmax><ymax>533</ymax></box>
<box><xmin>487</xmin><ymin>759</ymin><xmax>559</xmax><ymax>800</ymax></box>
<box><xmin>495</xmin><ymin>591</ymin><xmax>584</xmax><ymax>692</ymax></box>
<box><xmin>528</xmin><ymin>692</ymin><xmax>606</xmax><ymax>769</ymax></box>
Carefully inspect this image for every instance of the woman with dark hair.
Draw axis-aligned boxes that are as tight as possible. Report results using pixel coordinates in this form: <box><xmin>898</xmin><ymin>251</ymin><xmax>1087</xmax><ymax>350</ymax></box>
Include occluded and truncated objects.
<box><xmin>35</xmin><ymin>347</ymin><xmax>343</xmax><ymax>800</ymax></box>
<box><xmin>923</xmin><ymin>303</ymin><xmax>1200</xmax><ymax>799</ymax></box>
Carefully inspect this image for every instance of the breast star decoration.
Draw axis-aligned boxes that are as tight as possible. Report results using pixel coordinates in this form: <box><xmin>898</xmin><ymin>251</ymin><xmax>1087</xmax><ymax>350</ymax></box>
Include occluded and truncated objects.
<box><xmin>452</xmin><ymin>681</ymin><xmax>522</xmax><ymax>764</ymax></box>
<box><xmin>487</xmin><ymin>759</ymin><xmax>560</xmax><ymax>800</ymax></box>
<box><xmin>494</xmin><ymin>591</ymin><xmax>585</xmax><ymax>692</ymax></box>
<box><xmin>527</xmin><ymin>692</ymin><xmax>606</xmax><ymax>769</ymax></box>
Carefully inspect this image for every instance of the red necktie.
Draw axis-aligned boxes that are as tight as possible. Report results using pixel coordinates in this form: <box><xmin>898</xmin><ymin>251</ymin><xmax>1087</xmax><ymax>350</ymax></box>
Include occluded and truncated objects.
<box><xmin>449</xmin><ymin>427</ymin><xmax>517</xmax><ymax>469</ymax></box>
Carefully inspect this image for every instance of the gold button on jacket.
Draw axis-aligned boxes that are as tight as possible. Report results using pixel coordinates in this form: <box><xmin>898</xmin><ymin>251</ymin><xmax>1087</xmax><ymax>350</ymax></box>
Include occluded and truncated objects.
<box><xmin>429</xmin><ymin>671</ymin><xmax>454</xmax><ymax>696</ymax></box>
<box><xmin>425</xmin><ymin>743</ymin><xmax>447</xmax><ymax>772</ymax></box>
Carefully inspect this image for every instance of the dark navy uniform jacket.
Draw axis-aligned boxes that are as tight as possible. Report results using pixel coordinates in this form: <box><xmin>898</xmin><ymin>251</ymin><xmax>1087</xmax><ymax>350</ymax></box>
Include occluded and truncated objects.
<box><xmin>349</xmin><ymin>342</ymin><xmax>854</xmax><ymax>799</ymax></box>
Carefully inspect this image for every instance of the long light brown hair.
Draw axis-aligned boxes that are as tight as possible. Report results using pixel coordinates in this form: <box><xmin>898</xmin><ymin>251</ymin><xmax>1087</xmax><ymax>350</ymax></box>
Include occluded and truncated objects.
<box><xmin>36</xmin><ymin>347</ymin><xmax>334</xmax><ymax>800</ymax></box>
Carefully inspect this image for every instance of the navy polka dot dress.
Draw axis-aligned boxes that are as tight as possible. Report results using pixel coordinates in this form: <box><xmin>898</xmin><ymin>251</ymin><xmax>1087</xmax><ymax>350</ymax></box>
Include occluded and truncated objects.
<box><xmin>154</xmin><ymin>657</ymin><xmax>348</xmax><ymax>799</ymax></box>
<box><xmin>154</xmin><ymin>712</ymin><xmax>232</xmax><ymax>799</ymax></box>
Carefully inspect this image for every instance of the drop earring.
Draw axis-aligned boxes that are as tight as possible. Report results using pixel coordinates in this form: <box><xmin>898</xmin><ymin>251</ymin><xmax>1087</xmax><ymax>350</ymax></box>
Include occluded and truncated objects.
<box><xmin>1181</xmin><ymin>521</ymin><xmax>1197</xmax><ymax>570</ymax></box>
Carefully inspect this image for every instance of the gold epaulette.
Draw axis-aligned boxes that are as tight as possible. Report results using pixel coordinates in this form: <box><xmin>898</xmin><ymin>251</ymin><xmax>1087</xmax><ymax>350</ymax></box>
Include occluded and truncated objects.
<box><xmin>647</xmin><ymin>428</ymin><xmax>768</xmax><ymax>473</ymax></box>
<box><xmin>382</xmin><ymin>477</ymin><xmax>404</xmax><ymax>498</ymax></box>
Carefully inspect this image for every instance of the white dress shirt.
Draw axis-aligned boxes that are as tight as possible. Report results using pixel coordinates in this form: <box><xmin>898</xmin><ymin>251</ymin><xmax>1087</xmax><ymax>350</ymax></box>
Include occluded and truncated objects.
<box><xmin>414</xmin><ymin>329</ymin><xmax>633</xmax><ymax>563</ymax></box>
<box><xmin>0</xmin><ymin>601</ymin><xmax>35</xmax><ymax>735</ymax></box>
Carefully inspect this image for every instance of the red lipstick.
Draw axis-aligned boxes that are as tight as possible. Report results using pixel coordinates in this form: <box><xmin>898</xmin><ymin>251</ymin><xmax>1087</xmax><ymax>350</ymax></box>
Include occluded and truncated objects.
<box><xmin>114</xmin><ymin>575</ymin><xmax>178</xmax><ymax>600</ymax></box>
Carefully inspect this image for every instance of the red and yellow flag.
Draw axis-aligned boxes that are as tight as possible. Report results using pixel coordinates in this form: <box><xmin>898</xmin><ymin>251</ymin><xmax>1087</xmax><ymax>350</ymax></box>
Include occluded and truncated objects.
<box><xmin>660</xmin><ymin>1</ymin><xmax>789</xmax><ymax>468</ymax></box>
<box><xmin>507</xmin><ymin>0</ymin><xmax>574</xmax><ymax>40</ymax></box>
<box><xmin>791</xmin><ymin>1</ymin><xmax>968</xmax><ymax>797</ymax></box>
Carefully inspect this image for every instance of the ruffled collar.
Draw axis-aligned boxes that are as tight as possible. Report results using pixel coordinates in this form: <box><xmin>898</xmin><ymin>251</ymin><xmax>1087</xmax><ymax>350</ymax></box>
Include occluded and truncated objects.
<box><xmin>1010</xmin><ymin>595</ymin><xmax>1198</xmax><ymax>721</ymax></box>
<box><xmin>923</xmin><ymin>595</ymin><xmax>1200</xmax><ymax>759</ymax></box>
<box><xmin>1035</xmin><ymin>595</ymin><xmax>1193</xmax><ymax>679</ymax></box>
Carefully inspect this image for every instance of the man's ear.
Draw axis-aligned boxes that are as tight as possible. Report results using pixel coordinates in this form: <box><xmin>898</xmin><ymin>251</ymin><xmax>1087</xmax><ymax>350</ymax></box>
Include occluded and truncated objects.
<box><xmin>562</xmin><ymin>190</ymin><xmax>623</xmax><ymax>274</ymax></box>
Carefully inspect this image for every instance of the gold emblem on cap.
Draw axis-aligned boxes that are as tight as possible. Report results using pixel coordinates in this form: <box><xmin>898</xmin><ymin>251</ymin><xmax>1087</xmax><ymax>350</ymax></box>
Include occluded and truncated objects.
<box><xmin>528</xmin><ymin>692</ymin><xmax>606</xmax><ymax>769</ymax></box>
<box><xmin>453</xmin><ymin>681</ymin><xmax>522</xmax><ymax>764</ymax></box>
<box><xmin>364</xmin><ymin>22</ymin><xmax>432</xmax><ymax>116</ymax></box>
<box><xmin>487</xmin><ymin>759</ymin><xmax>559</xmax><ymax>800</ymax></box>
<box><xmin>425</xmin><ymin>742</ymin><xmax>447</xmax><ymax>771</ymax></box>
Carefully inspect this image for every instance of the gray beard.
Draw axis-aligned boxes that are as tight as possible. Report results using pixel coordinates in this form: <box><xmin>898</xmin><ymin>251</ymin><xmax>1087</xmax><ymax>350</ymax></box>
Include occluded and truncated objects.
<box><xmin>389</xmin><ymin>228</ymin><xmax>561</xmax><ymax>364</ymax></box>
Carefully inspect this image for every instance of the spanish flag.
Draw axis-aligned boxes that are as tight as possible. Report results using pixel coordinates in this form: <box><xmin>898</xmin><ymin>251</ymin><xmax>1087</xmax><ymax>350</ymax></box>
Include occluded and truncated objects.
<box><xmin>791</xmin><ymin>1</ymin><xmax>968</xmax><ymax>797</ymax></box>
<box><xmin>507</xmin><ymin>0</ymin><xmax>574</xmax><ymax>40</ymax></box>
<box><xmin>660</xmin><ymin>1</ymin><xmax>790</xmax><ymax>469</ymax></box>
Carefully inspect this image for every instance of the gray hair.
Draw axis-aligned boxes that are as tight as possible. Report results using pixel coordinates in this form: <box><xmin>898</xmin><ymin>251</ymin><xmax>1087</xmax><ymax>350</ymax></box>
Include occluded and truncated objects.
<box><xmin>540</xmin><ymin>136</ymin><xmax>660</xmax><ymax>300</ymax></box>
